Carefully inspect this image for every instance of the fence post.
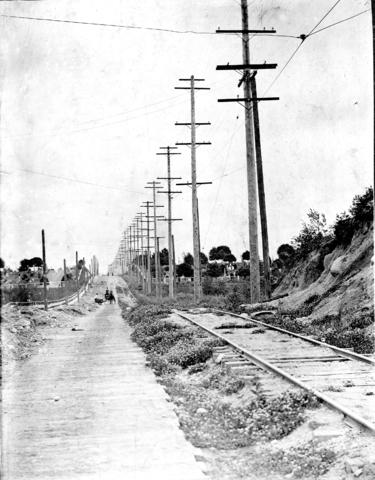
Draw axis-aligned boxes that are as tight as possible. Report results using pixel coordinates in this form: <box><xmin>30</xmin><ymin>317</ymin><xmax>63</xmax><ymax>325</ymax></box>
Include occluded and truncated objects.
<box><xmin>42</xmin><ymin>229</ymin><xmax>48</xmax><ymax>311</ymax></box>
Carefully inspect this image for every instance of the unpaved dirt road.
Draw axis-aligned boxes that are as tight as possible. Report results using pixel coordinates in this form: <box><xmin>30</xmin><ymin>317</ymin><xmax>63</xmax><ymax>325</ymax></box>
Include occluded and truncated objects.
<box><xmin>2</xmin><ymin>276</ymin><xmax>204</xmax><ymax>480</ymax></box>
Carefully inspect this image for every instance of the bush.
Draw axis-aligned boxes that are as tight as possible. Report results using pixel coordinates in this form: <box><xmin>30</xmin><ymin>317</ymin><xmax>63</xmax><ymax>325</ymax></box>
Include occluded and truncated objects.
<box><xmin>333</xmin><ymin>212</ymin><xmax>356</xmax><ymax>246</ymax></box>
<box><xmin>349</xmin><ymin>313</ymin><xmax>374</xmax><ymax>329</ymax></box>
<box><xmin>350</xmin><ymin>186</ymin><xmax>374</xmax><ymax>225</ymax></box>
<box><xmin>293</xmin><ymin>209</ymin><xmax>330</xmax><ymax>259</ymax></box>
<box><xmin>322</xmin><ymin>328</ymin><xmax>374</xmax><ymax>354</ymax></box>
<box><xmin>202</xmin><ymin>277</ymin><xmax>227</xmax><ymax>296</ymax></box>
<box><xmin>166</xmin><ymin>340</ymin><xmax>216</xmax><ymax>368</ymax></box>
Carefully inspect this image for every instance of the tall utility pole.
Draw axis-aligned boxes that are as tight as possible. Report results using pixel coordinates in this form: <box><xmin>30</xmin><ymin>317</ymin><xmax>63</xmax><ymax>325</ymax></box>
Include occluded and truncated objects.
<box><xmin>250</xmin><ymin>73</ymin><xmax>271</xmax><ymax>299</ymax></box>
<box><xmin>157</xmin><ymin>146</ymin><xmax>182</xmax><ymax>299</ymax></box>
<box><xmin>216</xmin><ymin>0</ymin><xmax>278</xmax><ymax>302</ymax></box>
<box><xmin>133</xmin><ymin>218</ymin><xmax>141</xmax><ymax>284</ymax></box>
<box><xmin>145</xmin><ymin>182</ymin><xmax>164</xmax><ymax>299</ymax></box>
<box><xmin>139</xmin><ymin>211</ymin><xmax>153</xmax><ymax>294</ymax></box>
<box><xmin>141</xmin><ymin>200</ymin><xmax>160</xmax><ymax>295</ymax></box>
<box><xmin>175</xmin><ymin>76</ymin><xmax>211</xmax><ymax>302</ymax></box>
<box><xmin>41</xmin><ymin>229</ymin><xmax>48</xmax><ymax>311</ymax></box>
<box><xmin>136</xmin><ymin>212</ymin><xmax>147</xmax><ymax>292</ymax></box>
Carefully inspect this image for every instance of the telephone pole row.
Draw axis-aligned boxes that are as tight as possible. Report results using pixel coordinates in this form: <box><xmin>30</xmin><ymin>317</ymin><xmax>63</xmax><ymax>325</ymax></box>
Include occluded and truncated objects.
<box><xmin>175</xmin><ymin>75</ymin><xmax>211</xmax><ymax>302</ymax></box>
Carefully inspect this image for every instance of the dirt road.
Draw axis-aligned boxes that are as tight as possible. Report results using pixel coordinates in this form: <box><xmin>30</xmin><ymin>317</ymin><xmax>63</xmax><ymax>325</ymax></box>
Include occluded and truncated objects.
<box><xmin>2</xmin><ymin>276</ymin><xmax>204</xmax><ymax>480</ymax></box>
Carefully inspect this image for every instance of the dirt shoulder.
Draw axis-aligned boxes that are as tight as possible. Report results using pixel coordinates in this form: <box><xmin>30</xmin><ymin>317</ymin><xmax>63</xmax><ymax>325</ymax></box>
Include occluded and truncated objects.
<box><xmin>1</xmin><ymin>278</ymin><xmax>106</xmax><ymax>379</ymax></box>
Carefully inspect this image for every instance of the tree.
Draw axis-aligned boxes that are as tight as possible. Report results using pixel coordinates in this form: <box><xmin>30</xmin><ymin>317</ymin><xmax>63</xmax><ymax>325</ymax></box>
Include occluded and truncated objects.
<box><xmin>241</xmin><ymin>250</ymin><xmax>250</xmax><ymax>261</ymax></box>
<box><xmin>277</xmin><ymin>244</ymin><xmax>295</xmax><ymax>265</ymax></box>
<box><xmin>206</xmin><ymin>262</ymin><xmax>224</xmax><ymax>278</ymax></box>
<box><xmin>0</xmin><ymin>258</ymin><xmax>4</xmax><ymax>269</ymax></box>
<box><xmin>349</xmin><ymin>186</ymin><xmax>373</xmax><ymax>225</ymax></box>
<box><xmin>29</xmin><ymin>257</ymin><xmax>43</xmax><ymax>268</ymax></box>
<box><xmin>184</xmin><ymin>253</ymin><xmax>194</xmax><ymax>266</ymax></box>
<box><xmin>176</xmin><ymin>262</ymin><xmax>193</xmax><ymax>277</ymax></box>
<box><xmin>209</xmin><ymin>245</ymin><xmax>232</xmax><ymax>261</ymax></box>
<box><xmin>19</xmin><ymin>259</ymin><xmax>30</xmax><ymax>272</ymax></box>
<box><xmin>224</xmin><ymin>253</ymin><xmax>237</xmax><ymax>263</ymax></box>
<box><xmin>293</xmin><ymin>209</ymin><xmax>330</xmax><ymax>258</ymax></box>
<box><xmin>159</xmin><ymin>248</ymin><xmax>169</xmax><ymax>266</ymax></box>
<box><xmin>200</xmin><ymin>252</ymin><xmax>208</xmax><ymax>265</ymax></box>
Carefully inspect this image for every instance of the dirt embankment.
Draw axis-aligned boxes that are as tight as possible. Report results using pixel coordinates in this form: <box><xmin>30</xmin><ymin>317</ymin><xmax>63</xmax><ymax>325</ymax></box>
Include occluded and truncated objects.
<box><xmin>266</xmin><ymin>223</ymin><xmax>373</xmax><ymax>325</ymax></box>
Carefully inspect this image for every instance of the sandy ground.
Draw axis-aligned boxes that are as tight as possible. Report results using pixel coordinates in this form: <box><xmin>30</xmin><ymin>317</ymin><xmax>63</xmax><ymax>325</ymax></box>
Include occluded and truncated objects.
<box><xmin>1</xmin><ymin>276</ymin><xmax>205</xmax><ymax>480</ymax></box>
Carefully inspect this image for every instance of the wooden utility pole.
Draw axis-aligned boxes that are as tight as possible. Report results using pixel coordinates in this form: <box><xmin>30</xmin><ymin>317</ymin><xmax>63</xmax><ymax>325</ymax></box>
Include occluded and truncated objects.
<box><xmin>157</xmin><ymin>146</ymin><xmax>182</xmax><ymax>299</ymax></box>
<box><xmin>172</xmin><ymin>234</ymin><xmax>177</xmax><ymax>294</ymax></box>
<box><xmin>140</xmin><ymin>201</ymin><xmax>156</xmax><ymax>294</ymax></box>
<box><xmin>216</xmin><ymin>0</ymin><xmax>278</xmax><ymax>302</ymax></box>
<box><xmin>63</xmin><ymin>258</ymin><xmax>68</xmax><ymax>305</ymax></box>
<box><xmin>145</xmin><ymin>182</ymin><xmax>164</xmax><ymax>299</ymax></box>
<box><xmin>175</xmin><ymin>76</ymin><xmax>211</xmax><ymax>302</ymax></box>
<box><xmin>75</xmin><ymin>250</ymin><xmax>80</xmax><ymax>303</ymax></box>
<box><xmin>136</xmin><ymin>212</ymin><xmax>147</xmax><ymax>292</ymax></box>
<box><xmin>41</xmin><ymin>229</ymin><xmax>48</xmax><ymax>311</ymax></box>
<box><xmin>250</xmin><ymin>73</ymin><xmax>271</xmax><ymax>299</ymax></box>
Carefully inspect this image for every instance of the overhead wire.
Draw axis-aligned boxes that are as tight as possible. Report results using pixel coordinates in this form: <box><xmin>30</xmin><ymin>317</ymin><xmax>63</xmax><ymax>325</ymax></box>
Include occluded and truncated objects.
<box><xmin>262</xmin><ymin>1</ymin><xmax>368</xmax><ymax>94</ymax></box>
<box><xmin>1</xmin><ymin>14</ymin><xmax>217</xmax><ymax>34</ymax></box>
<box><xmin>3</xmin><ymin>167</ymin><xmax>145</xmax><ymax>194</ymax></box>
<box><xmin>308</xmin><ymin>9</ymin><xmax>371</xmax><ymax>37</ymax></box>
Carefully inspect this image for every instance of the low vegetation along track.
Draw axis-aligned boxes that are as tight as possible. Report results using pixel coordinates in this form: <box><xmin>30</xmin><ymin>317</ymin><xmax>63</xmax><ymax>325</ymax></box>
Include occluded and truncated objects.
<box><xmin>174</xmin><ymin>308</ymin><xmax>375</xmax><ymax>434</ymax></box>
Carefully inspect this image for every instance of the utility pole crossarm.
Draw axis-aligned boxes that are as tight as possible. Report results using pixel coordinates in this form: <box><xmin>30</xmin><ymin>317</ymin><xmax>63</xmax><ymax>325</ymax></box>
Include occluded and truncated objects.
<box><xmin>175</xmin><ymin>122</ymin><xmax>211</xmax><ymax>126</ymax></box>
<box><xmin>216</xmin><ymin>28</ymin><xmax>276</xmax><ymax>34</ymax></box>
<box><xmin>174</xmin><ymin>87</ymin><xmax>210</xmax><ymax>90</ymax></box>
<box><xmin>216</xmin><ymin>63</ymin><xmax>277</xmax><ymax>70</ymax></box>
<box><xmin>176</xmin><ymin>142</ymin><xmax>211</xmax><ymax>145</ymax></box>
<box><xmin>218</xmin><ymin>97</ymin><xmax>279</xmax><ymax>102</ymax></box>
<box><xmin>157</xmin><ymin>190</ymin><xmax>182</xmax><ymax>194</ymax></box>
<box><xmin>176</xmin><ymin>181</ymin><xmax>212</xmax><ymax>186</ymax></box>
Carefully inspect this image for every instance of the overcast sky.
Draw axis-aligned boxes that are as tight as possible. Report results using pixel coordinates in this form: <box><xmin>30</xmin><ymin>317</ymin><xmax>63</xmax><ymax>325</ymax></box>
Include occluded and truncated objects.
<box><xmin>0</xmin><ymin>0</ymin><xmax>373</xmax><ymax>270</ymax></box>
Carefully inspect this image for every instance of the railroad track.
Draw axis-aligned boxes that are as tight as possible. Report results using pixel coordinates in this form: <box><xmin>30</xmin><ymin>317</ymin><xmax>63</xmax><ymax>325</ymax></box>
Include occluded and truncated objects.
<box><xmin>174</xmin><ymin>308</ymin><xmax>375</xmax><ymax>434</ymax></box>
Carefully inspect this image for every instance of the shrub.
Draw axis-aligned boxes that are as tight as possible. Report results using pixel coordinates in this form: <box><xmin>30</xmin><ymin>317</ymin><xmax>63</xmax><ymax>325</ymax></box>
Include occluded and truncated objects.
<box><xmin>322</xmin><ymin>328</ymin><xmax>374</xmax><ymax>354</ymax></box>
<box><xmin>293</xmin><ymin>209</ymin><xmax>331</xmax><ymax>259</ymax></box>
<box><xmin>166</xmin><ymin>339</ymin><xmax>218</xmax><ymax>368</ymax></box>
<box><xmin>350</xmin><ymin>186</ymin><xmax>374</xmax><ymax>225</ymax></box>
<box><xmin>350</xmin><ymin>313</ymin><xmax>374</xmax><ymax>329</ymax></box>
<box><xmin>333</xmin><ymin>212</ymin><xmax>355</xmax><ymax>246</ymax></box>
<box><xmin>202</xmin><ymin>277</ymin><xmax>227</xmax><ymax>296</ymax></box>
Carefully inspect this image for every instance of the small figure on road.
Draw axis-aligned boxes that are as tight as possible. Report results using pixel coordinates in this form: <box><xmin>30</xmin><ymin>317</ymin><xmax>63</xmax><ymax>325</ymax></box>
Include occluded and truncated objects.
<box><xmin>108</xmin><ymin>291</ymin><xmax>116</xmax><ymax>304</ymax></box>
<box><xmin>94</xmin><ymin>293</ymin><xmax>104</xmax><ymax>304</ymax></box>
<box><xmin>104</xmin><ymin>289</ymin><xmax>110</xmax><ymax>302</ymax></box>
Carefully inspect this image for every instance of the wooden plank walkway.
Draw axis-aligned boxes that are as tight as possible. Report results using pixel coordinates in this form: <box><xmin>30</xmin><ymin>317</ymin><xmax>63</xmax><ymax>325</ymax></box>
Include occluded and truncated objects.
<box><xmin>2</xmin><ymin>282</ymin><xmax>205</xmax><ymax>480</ymax></box>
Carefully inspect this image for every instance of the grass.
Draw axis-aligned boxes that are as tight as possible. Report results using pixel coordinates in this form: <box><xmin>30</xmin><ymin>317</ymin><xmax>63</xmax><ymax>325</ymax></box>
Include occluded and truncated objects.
<box><xmin>121</xmin><ymin>302</ymin><xmax>321</xmax><ymax>451</ymax></box>
<box><xmin>256</xmin><ymin>297</ymin><xmax>375</xmax><ymax>354</ymax></box>
<box><xmin>250</xmin><ymin>441</ymin><xmax>336</xmax><ymax>479</ymax></box>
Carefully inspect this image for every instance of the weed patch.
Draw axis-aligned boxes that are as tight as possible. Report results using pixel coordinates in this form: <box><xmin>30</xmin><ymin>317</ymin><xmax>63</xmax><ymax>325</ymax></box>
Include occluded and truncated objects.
<box><xmin>253</xmin><ymin>441</ymin><xmax>336</xmax><ymax>479</ymax></box>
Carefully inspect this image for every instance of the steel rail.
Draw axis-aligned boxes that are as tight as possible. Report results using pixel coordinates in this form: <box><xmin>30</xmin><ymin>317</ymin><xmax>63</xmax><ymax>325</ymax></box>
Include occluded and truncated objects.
<box><xmin>175</xmin><ymin>309</ymin><xmax>375</xmax><ymax>434</ymax></box>
<box><xmin>211</xmin><ymin>308</ymin><xmax>375</xmax><ymax>365</ymax></box>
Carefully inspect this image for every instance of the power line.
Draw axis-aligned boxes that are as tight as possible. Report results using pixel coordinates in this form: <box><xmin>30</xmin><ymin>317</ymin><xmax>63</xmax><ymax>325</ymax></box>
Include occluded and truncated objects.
<box><xmin>309</xmin><ymin>9</ymin><xmax>371</xmax><ymax>37</ymax></box>
<box><xmin>3</xmin><ymin>168</ymin><xmax>144</xmax><ymax>193</ymax></box>
<box><xmin>2</xmin><ymin>97</ymin><xmax>187</xmax><ymax>140</ymax></box>
<box><xmin>263</xmin><ymin>5</ymin><xmax>370</xmax><ymax>94</ymax></box>
<box><xmin>307</xmin><ymin>0</ymin><xmax>342</xmax><ymax>35</ymax></box>
<box><xmin>1</xmin><ymin>14</ymin><xmax>216</xmax><ymax>34</ymax></box>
